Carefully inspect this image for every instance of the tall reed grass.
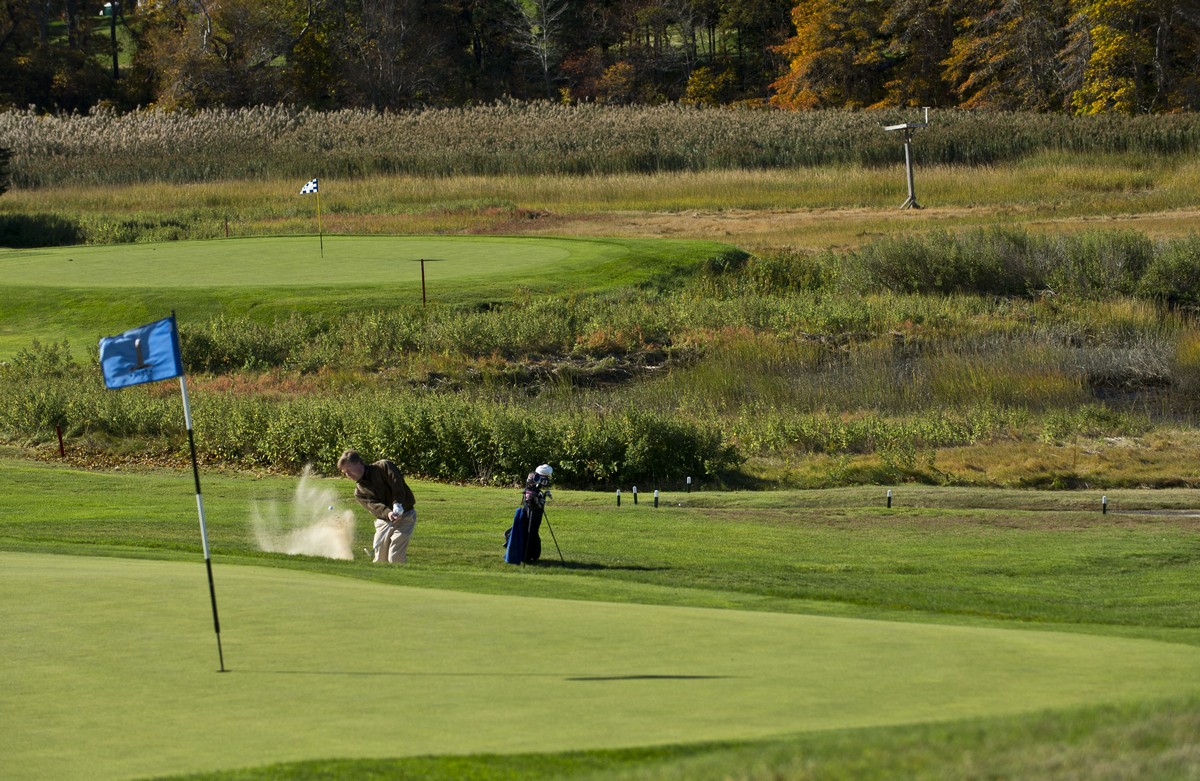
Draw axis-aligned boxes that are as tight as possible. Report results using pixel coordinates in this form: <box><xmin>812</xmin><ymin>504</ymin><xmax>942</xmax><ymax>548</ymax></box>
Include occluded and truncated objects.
<box><xmin>5</xmin><ymin>104</ymin><xmax>1200</xmax><ymax>188</ymax></box>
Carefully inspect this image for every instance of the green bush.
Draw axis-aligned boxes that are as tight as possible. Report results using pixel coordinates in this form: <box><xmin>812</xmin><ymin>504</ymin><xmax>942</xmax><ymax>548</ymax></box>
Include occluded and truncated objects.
<box><xmin>844</xmin><ymin>228</ymin><xmax>1198</xmax><ymax>301</ymax></box>
<box><xmin>1139</xmin><ymin>237</ymin><xmax>1200</xmax><ymax>304</ymax></box>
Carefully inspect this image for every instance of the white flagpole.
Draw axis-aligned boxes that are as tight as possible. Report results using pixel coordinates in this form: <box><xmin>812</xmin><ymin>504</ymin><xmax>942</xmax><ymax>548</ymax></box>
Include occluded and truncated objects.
<box><xmin>317</xmin><ymin>187</ymin><xmax>324</xmax><ymax>258</ymax></box>
<box><xmin>179</xmin><ymin>364</ymin><xmax>226</xmax><ymax>673</ymax></box>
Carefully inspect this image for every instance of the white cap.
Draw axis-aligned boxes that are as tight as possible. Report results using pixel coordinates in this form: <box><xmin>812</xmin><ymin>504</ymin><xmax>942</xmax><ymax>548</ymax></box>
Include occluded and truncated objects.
<box><xmin>535</xmin><ymin>464</ymin><xmax>553</xmax><ymax>478</ymax></box>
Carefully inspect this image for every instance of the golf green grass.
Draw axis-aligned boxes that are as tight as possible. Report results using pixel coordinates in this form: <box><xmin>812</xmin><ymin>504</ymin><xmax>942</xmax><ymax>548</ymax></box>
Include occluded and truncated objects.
<box><xmin>0</xmin><ymin>234</ymin><xmax>737</xmax><ymax>357</ymax></box>
<box><xmin>1</xmin><ymin>236</ymin><xmax>590</xmax><ymax>288</ymax></box>
<box><xmin>4</xmin><ymin>551</ymin><xmax>1200</xmax><ymax>780</ymax></box>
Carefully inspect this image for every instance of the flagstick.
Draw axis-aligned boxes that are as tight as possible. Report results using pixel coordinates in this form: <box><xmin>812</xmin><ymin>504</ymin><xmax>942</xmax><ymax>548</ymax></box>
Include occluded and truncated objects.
<box><xmin>316</xmin><ymin>189</ymin><xmax>324</xmax><ymax>258</ymax></box>
<box><xmin>179</xmin><ymin>373</ymin><xmax>226</xmax><ymax>673</ymax></box>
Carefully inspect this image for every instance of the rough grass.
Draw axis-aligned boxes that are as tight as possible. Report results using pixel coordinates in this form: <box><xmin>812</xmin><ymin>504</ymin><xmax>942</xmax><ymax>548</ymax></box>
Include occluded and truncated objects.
<box><xmin>5</xmin><ymin>155</ymin><xmax>1200</xmax><ymax>249</ymax></box>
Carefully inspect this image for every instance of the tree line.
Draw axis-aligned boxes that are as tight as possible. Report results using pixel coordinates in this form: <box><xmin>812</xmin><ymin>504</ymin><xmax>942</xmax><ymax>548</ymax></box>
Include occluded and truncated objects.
<box><xmin>1</xmin><ymin>0</ymin><xmax>1198</xmax><ymax>114</ymax></box>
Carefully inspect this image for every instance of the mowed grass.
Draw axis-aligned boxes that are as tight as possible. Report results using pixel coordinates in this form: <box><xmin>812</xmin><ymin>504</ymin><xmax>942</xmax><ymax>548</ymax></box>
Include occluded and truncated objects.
<box><xmin>2</xmin><ymin>457</ymin><xmax>1199</xmax><ymax>635</ymax></box>
<box><xmin>5</xmin><ymin>552</ymin><xmax>1199</xmax><ymax>780</ymax></box>
<box><xmin>2</xmin><ymin>456</ymin><xmax>1200</xmax><ymax>778</ymax></box>
<box><xmin>0</xmin><ymin>235</ymin><xmax>735</xmax><ymax>356</ymax></box>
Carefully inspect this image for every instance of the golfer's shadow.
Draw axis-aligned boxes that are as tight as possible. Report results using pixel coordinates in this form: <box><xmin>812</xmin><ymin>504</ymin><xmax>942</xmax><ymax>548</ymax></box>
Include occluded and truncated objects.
<box><xmin>563</xmin><ymin>674</ymin><xmax>733</xmax><ymax>681</ymax></box>
<box><xmin>245</xmin><ymin>670</ymin><xmax>733</xmax><ymax>681</ymax></box>
<box><xmin>528</xmin><ymin>560</ymin><xmax>669</xmax><ymax>572</ymax></box>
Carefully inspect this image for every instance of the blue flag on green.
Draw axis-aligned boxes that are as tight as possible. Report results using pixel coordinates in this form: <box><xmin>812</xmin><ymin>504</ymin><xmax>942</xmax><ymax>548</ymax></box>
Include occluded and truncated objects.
<box><xmin>98</xmin><ymin>315</ymin><xmax>184</xmax><ymax>389</ymax></box>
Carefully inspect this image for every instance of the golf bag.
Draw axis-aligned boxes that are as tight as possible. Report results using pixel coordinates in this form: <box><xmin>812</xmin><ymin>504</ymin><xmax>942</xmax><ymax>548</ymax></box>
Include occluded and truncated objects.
<box><xmin>504</xmin><ymin>472</ymin><xmax>548</xmax><ymax>564</ymax></box>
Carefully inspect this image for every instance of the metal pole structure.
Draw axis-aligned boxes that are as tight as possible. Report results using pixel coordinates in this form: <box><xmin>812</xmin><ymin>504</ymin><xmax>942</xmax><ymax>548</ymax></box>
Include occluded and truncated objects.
<box><xmin>421</xmin><ymin>259</ymin><xmax>427</xmax><ymax>306</ymax></box>
<box><xmin>316</xmin><ymin>189</ymin><xmax>324</xmax><ymax>258</ymax></box>
<box><xmin>901</xmin><ymin>129</ymin><xmax>920</xmax><ymax>209</ymax></box>
<box><xmin>884</xmin><ymin>109</ymin><xmax>929</xmax><ymax>211</ymax></box>
<box><xmin>541</xmin><ymin>506</ymin><xmax>566</xmax><ymax>564</ymax></box>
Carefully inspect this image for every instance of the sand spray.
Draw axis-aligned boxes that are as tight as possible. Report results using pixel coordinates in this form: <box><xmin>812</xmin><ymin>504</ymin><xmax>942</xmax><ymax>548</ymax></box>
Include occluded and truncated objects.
<box><xmin>251</xmin><ymin>465</ymin><xmax>356</xmax><ymax>560</ymax></box>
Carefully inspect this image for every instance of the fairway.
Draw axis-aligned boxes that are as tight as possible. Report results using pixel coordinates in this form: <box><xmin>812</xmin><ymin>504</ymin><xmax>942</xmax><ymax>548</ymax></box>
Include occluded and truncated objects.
<box><xmin>4</xmin><ymin>552</ymin><xmax>1199</xmax><ymax>780</ymax></box>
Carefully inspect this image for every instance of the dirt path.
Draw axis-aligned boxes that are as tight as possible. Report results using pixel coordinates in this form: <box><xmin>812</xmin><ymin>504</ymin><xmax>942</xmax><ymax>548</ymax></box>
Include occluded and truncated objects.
<box><xmin>503</xmin><ymin>206</ymin><xmax>1200</xmax><ymax>249</ymax></box>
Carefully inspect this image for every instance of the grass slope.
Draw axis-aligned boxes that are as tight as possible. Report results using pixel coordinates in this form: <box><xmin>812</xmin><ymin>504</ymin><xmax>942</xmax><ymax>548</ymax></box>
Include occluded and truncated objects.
<box><xmin>4</xmin><ymin>551</ymin><xmax>1199</xmax><ymax>780</ymax></box>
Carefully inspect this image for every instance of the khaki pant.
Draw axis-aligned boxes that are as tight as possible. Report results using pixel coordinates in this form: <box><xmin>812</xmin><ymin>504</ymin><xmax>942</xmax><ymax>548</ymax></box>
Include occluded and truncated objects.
<box><xmin>373</xmin><ymin>510</ymin><xmax>417</xmax><ymax>564</ymax></box>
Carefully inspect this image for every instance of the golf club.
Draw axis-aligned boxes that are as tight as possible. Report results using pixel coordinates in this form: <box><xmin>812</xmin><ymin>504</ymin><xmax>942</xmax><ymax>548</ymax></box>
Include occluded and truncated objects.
<box><xmin>541</xmin><ymin>506</ymin><xmax>565</xmax><ymax>564</ymax></box>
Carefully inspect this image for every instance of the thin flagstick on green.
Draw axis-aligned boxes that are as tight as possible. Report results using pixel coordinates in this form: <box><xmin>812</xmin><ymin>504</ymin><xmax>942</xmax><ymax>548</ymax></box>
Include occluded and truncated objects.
<box><xmin>300</xmin><ymin>177</ymin><xmax>322</xmax><ymax>257</ymax></box>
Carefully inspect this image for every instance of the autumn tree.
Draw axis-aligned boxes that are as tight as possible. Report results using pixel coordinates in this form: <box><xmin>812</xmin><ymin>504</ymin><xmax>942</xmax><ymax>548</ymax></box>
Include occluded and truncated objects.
<box><xmin>134</xmin><ymin>0</ymin><xmax>325</xmax><ymax>108</ymax></box>
<box><xmin>508</xmin><ymin>0</ymin><xmax>570</xmax><ymax>98</ymax></box>
<box><xmin>1068</xmin><ymin>0</ymin><xmax>1200</xmax><ymax>113</ymax></box>
<box><xmin>770</xmin><ymin>0</ymin><xmax>886</xmax><ymax>109</ymax></box>
<box><xmin>0</xmin><ymin>0</ymin><xmax>114</xmax><ymax>110</ymax></box>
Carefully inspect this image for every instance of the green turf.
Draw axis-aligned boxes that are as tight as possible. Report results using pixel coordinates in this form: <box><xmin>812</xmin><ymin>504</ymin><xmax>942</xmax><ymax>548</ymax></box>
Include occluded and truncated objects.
<box><xmin>4</xmin><ymin>551</ymin><xmax>1199</xmax><ymax>780</ymax></box>
<box><xmin>1</xmin><ymin>456</ymin><xmax>1199</xmax><ymax>636</ymax></box>
<box><xmin>0</xmin><ymin>235</ymin><xmax>739</xmax><ymax>356</ymax></box>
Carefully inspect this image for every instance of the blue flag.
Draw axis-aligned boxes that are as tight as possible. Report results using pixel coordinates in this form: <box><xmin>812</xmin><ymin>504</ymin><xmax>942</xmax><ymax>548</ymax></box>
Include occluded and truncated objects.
<box><xmin>99</xmin><ymin>315</ymin><xmax>184</xmax><ymax>389</ymax></box>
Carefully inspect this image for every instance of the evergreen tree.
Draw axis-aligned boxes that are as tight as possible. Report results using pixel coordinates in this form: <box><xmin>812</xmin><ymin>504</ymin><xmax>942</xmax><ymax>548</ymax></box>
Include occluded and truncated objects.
<box><xmin>944</xmin><ymin>0</ymin><xmax>1071</xmax><ymax>111</ymax></box>
<box><xmin>0</xmin><ymin>146</ymin><xmax>10</xmax><ymax>196</ymax></box>
<box><xmin>878</xmin><ymin>0</ymin><xmax>955</xmax><ymax>108</ymax></box>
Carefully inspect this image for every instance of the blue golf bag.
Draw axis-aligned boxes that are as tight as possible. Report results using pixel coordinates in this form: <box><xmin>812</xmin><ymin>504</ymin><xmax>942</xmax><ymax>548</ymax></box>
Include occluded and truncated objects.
<box><xmin>504</xmin><ymin>473</ymin><xmax>547</xmax><ymax>564</ymax></box>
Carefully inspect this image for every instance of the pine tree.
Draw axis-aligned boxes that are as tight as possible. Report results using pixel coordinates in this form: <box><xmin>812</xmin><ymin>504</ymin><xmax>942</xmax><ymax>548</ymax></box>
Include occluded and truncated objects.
<box><xmin>878</xmin><ymin>0</ymin><xmax>955</xmax><ymax>108</ymax></box>
<box><xmin>944</xmin><ymin>0</ymin><xmax>1070</xmax><ymax>111</ymax></box>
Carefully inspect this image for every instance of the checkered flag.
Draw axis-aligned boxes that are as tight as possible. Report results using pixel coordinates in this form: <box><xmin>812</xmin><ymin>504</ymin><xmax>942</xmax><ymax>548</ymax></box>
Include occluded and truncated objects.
<box><xmin>300</xmin><ymin>177</ymin><xmax>319</xmax><ymax>194</ymax></box>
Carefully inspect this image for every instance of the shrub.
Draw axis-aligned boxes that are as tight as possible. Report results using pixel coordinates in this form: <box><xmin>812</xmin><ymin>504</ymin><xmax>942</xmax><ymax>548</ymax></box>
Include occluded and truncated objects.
<box><xmin>1139</xmin><ymin>236</ymin><xmax>1200</xmax><ymax>304</ymax></box>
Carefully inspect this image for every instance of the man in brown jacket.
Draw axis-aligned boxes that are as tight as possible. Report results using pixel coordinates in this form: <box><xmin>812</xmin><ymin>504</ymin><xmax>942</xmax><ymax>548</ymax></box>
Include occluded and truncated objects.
<box><xmin>337</xmin><ymin>450</ymin><xmax>417</xmax><ymax>564</ymax></box>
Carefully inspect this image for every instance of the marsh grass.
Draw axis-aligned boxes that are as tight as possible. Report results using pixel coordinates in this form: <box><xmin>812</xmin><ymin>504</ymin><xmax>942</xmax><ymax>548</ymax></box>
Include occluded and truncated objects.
<box><xmin>6</xmin><ymin>105</ymin><xmax>1200</xmax><ymax>188</ymax></box>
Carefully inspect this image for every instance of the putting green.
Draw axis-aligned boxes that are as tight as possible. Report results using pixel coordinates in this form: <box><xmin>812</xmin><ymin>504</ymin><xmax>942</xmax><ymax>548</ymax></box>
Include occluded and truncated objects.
<box><xmin>0</xmin><ymin>234</ymin><xmax>737</xmax><ymax>356</ymax></box>
<box><xmin>4</xmin><ymin>552</ymin><xmax>1199</xmax><ymax>780</ymax></box>
<box><xmin>0</xmin><ymin>236</ymin><xmax>604</xmax><ymax>287</ymax></box>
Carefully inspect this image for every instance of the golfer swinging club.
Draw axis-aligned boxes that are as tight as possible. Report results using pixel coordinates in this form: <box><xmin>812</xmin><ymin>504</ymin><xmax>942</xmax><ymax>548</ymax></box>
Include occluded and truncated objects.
<box><xmin>337</xmin><ymin>449</ymin><xmax>417</xmax><ymax>564</ymax></box>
